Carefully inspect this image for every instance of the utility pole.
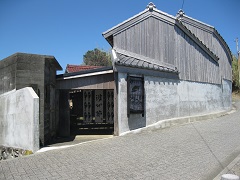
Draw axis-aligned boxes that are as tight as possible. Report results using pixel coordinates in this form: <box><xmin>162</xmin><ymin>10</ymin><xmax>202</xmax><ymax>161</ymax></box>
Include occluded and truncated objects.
<box><xmin>236</xmin><ymin>38</ymin><xmax>240</xmax><ymax>88</ymax></box>
<box><xmin>238</xmin><ymin>50</ymin><xmax>240</xmax><ymax>88</ymax></box>
<box><xmin>235</xmin><ymin>38</ymin><xmax>239</xmax><ymax>57</ymax></box>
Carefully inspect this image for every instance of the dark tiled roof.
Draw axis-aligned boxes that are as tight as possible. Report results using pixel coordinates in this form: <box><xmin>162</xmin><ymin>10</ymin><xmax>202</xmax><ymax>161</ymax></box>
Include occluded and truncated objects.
<box><xmin>65</xmin><ymin>64</ymin><xmax>103</xmax><ymax>73</ymax></box>
<box><xmin>115</xmin><ymin>51</ymin><xmax>178</xmax><ymax>74</ymax></box>
<box><xmin>175</xmin><ymin>20</ymin><xmax>219</xmax><ymax>62</ymax></box>
<box><xmin>176</xmin><ymin>10</ymin><xmax>231</xmax><ymax>61</ymax></box>
<box><xmin>213</xmin><ymin>29</ymin><xmax>233</xmax><ymax>61</ymax></box>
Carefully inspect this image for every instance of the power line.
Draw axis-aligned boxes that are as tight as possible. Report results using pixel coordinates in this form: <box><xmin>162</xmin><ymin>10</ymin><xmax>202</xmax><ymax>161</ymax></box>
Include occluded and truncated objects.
<box><xmin>181</xmin><ymin>0</ymin><xmax>185</xmax><ymax>10</ymax></box>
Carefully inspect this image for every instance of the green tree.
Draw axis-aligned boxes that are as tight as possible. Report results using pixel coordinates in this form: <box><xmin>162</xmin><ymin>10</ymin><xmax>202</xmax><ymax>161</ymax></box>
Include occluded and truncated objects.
<box><xmin>83</xmin><ymin>48</ymin><xmax>112</xmax><ymax>66</ymax></box>
<box><xmin>232</xmin><ymin>55</ymin><xmax>239</xmax><ymax>89</ymax></box>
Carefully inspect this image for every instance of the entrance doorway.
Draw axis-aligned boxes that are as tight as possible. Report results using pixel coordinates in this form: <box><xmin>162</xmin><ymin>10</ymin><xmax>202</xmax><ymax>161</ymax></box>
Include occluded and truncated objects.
<box><xmin>69</xmin><ymin>89</ymin><xmax>114</xmax><ymax>135</ymax></box>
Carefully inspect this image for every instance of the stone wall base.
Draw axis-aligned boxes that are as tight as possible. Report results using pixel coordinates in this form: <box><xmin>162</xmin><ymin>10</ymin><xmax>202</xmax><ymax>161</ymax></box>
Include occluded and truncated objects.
<box><xmin>0</xmin><ymin>146</ymin><xmax>33</xmax><ymax>161</ymax></box>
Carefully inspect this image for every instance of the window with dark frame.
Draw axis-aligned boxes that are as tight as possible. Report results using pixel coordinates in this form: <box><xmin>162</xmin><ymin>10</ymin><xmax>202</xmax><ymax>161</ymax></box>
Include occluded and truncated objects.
<box><xmin>127</xmin><ymin>75</ymin><xmax>144</xmax><ymax>117</ymax></box>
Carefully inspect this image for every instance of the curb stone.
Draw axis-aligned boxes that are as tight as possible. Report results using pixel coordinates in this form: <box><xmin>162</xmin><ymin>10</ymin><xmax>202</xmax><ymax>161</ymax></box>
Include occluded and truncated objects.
<box><xmin>213</xmin><ymin>149</ymin><xmax>240</xmax><ymax>180</ymax></box>
<box><xmin>120</xmin><ymin>106</ymin><xmax>236</xmax><ymax>136</ymax></box>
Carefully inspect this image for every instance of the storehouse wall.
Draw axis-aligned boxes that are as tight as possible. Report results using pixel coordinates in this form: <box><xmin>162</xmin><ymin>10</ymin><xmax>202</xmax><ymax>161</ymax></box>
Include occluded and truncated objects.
<box><xmin>113</xmin><ymin>17</ymin><xmax>175</xmax><ymax>67</ymax></box>
<box><xmin>113</xmin><ymin>16</ymin><xmax>221</xmax><ymax>84</ymax></box>
<box><xmin>174</xmin><ymin>25</ymin><xmax>220</xmax><ymax>84</ymax></box>
<box><xmin>116</xmin><ymin>71</ymin><xmax>231</xmax><ymax>135</ymax></box>
<box><xmin>180</xmin><ymin>16</ymin><xmax>232</xmax><ymax>81</ymax></box>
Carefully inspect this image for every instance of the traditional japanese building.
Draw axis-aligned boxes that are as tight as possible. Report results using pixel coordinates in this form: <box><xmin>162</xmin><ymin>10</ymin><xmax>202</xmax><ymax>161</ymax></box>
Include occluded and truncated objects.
<box><xmin>0</xmin><ymin>2</ymin><xmax>233</xmax><ymax>152</ymax></box>
<box><xmin>102</xmin><ymin>2</ymin><xmax>232</xmax><ymax>135</ymax></box>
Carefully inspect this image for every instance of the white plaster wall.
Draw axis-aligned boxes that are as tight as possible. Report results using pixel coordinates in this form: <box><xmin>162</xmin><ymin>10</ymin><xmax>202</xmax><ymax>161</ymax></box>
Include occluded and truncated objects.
<box><xmin>0</xmin><ymin>87</ymin><xmax>39</xmax><ymax>152</ymax></box>
<box><xmin>117</xmin><ymin>73</ymin><xmax>232</xmax><ymax>135</ymax></box>
<box><xmin>118</xmin><ymin>73</ymin><xmax>129</xmax><ymax>134</ymax></box>
<box><xmin>221</xmin><ymin>79</ymin><xmax>232</xmax><ymax>109</ymax></box>
<box><xmin>117</xmin><ymin>73</ymin><xmax>147</xmax><ymax>135</ymax></box>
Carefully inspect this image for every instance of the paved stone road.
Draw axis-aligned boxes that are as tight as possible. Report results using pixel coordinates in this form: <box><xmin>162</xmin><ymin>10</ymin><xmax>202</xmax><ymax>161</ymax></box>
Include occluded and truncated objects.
<box><xmin>1</xmin><ymin>101</ymin><xmax>240</xmax><ymax>180</ymax></box>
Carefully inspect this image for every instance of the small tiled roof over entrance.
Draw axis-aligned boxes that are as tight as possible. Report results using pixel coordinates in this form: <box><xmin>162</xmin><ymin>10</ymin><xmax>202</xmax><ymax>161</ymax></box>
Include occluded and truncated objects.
<box><xmin>65</xmin><ymin>64</ymin><xmax>103</xmax><ymax>73</ymax></box>
<box><xmin>113</xmin><ymin>48</ymin><xmax>178</xmax><ymax>74</ymax></box>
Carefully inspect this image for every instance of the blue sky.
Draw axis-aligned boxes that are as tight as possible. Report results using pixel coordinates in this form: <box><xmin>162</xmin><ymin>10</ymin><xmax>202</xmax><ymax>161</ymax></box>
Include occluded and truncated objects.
<box><xmin>0</xmin><ymin>0</ymin><xmax>239</xmax><ymax>73</ymax></box>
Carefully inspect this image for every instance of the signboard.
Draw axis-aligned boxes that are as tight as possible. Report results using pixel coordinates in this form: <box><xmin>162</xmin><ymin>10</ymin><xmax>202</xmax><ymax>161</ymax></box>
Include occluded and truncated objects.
<box><xmin>127</xmin><ymin>75</ymin><xmax>144</xmax><ymax>116</ymax></box>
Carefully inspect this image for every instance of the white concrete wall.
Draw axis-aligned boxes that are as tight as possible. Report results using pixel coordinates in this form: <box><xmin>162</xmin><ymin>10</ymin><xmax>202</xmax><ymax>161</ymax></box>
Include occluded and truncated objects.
<box><xmin>0</xmin><ymin>87</ymin><xmax>39</xmax><ymax>152</ymax></box>
<box><xmin>117</xmin><ymin>73</ymin><xmax>232</xmax><ymax>135</ymax></box>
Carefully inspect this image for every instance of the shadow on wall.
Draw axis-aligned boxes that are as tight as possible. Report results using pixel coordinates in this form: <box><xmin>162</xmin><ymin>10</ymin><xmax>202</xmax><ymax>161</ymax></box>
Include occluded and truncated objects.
<box><xmin>128</xmin><ymin>114</ymin><xmax>146</xmax><ymax>131</ymax></box>
<box><xmin>127</xmin><ymin>77</ymin><xmax>180</xmax><ymax>131</ymax></box>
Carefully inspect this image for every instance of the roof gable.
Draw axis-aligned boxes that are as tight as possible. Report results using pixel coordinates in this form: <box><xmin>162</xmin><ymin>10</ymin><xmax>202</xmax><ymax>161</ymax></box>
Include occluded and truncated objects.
<box><xmin>103</xmin><ymin>2</ymin><xmax>231</xmax><ymax>63</ymax></box>
<box><xmin>102</xmin><ymin>3</ymin><xmax>175</xmax><ymax>46</ymax></box>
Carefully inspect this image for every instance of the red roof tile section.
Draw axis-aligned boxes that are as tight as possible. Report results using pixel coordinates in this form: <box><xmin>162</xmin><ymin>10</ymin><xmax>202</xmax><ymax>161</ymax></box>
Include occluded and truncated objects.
<box><xmin>65</xmin><ymin>64</ymin><xmax>104</xmax><ymax>73</ymax></box>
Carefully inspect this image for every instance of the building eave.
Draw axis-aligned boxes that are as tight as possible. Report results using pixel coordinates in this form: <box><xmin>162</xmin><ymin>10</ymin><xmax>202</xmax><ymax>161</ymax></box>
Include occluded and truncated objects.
<box><xmin>56</xmin><ymin>66</ymin><xmax>113</xmax><ymax>80</ymax></box>
<box><xmin>213</xmin><ymin>29</ymin><xmax>233</xmax><ymax>62</ymax></box>
<box><xmin>102</xmin><ymin>9</ymin><xmax>149</xmax><ymax>39</ymax></box>
<box><xmin>112</xmin><ymin>48</ymin><xmax>179</xmax><ymax>74</ymax></box>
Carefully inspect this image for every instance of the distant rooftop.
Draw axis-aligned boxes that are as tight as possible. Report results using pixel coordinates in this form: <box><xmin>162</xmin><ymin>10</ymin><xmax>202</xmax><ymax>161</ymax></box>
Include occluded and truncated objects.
<box><xmin>65</xmin><ymin>64</ymin><xmax>104</xmax><ymax>73</ymax></box>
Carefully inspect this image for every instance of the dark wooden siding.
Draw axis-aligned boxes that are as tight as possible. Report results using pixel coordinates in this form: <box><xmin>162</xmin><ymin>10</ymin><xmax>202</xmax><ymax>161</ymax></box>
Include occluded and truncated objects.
<box><xmin>113</xmin><ymin>16</ymin><xmax>221</xmax><ymax>84</ymax></box>
<box><xmin>182</xmin><ymin>23</ymin><xmax>214</xmax><ymax>50</ymax></box>
<box><xmin>212</xmin><ymin>33</ymin><xmax>232</xmax><ymax>81</ymax></box>
<box><xmin>56</xmin><ymin>73</ymin><xmax>114</xmax><ymax>90</ymax></box>
<box><xmin>114</xmin><ymin>17</ymin><xmax>175</xmax><ymax>66</ymax></box>
<box><xmin>181</xmin><ymin>20</ymin><xmax>232</xmax><ymax>81</ymax></box>
<box><xmin>174</xmin><ymin>26</ymin><xmax>220</xmax><ymax>84</ymax></box>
